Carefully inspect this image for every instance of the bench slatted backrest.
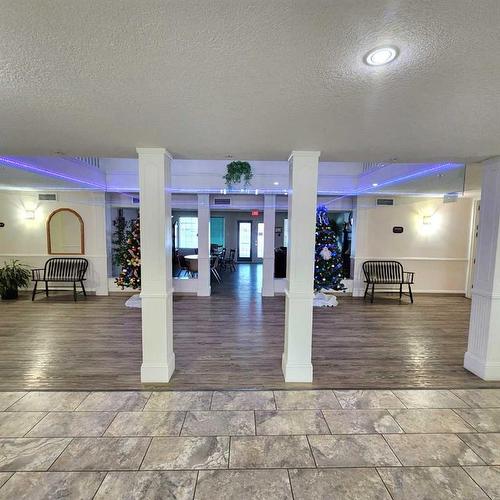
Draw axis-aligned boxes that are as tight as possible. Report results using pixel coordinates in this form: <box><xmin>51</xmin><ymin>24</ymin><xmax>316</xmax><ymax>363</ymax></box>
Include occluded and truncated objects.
<box><xmin>362</xmin><ymin>260</ymin><xmax>403</xmax><ymax>283</ymax></box>
<box><xmin>44</xmin><ymin>258</ymin><xmax>88</xmax><ymax>281</ymax></box>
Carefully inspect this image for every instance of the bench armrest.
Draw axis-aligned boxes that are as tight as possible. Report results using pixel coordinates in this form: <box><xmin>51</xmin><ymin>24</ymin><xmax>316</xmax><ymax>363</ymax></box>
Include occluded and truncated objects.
<box><xmin>31</xmin><ymin>268</ymin><xmax>44</xmax><ymax>281</ymax></box>
<box><xmin>403</xmin><ymin>271</ymin><xmax>415</xmax><ymax>283</ymax></box>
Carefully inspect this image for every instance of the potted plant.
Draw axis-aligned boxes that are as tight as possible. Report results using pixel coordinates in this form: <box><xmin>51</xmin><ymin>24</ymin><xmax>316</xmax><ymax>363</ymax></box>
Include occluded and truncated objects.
<box><xmin>0</xmin><ymin>260</ymin><xmax>31</xmax><ymax>300</ymax></box>
<box><xmin>223</xmin><ymin>161</ymin><xmax>253</xmax><ymax>189</ymax></box>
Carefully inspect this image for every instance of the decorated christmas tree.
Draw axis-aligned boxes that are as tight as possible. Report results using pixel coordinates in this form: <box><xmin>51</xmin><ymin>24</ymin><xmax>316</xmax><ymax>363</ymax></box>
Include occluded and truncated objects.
<box><xmin>115</xmin><ymin>216</ymin><xmax>141</xmax><ymax>290</ymax></box>
<box><xmin>314</xmin><ymin>205</ymin><xmax>345</xmax><ymax>292</ymax></box>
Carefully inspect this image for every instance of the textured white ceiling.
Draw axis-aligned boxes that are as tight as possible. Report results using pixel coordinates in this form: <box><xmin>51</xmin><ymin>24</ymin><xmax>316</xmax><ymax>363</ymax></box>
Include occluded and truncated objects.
<box><xmin>0</xmin><ymin>0</ymin><xmax>499</xmax><ymax>161</ymax></box>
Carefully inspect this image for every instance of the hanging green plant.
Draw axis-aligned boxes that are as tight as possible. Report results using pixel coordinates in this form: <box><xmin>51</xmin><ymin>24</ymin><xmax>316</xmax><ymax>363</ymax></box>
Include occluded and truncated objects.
<box><xmin>223</xmin><ymin>161</ymin><xmax>253</xmax><ymax>188</ymax></box>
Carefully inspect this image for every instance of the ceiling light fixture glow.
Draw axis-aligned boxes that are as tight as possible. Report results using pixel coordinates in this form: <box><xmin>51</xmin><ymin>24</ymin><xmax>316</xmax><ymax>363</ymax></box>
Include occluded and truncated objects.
<box><xmin>372</xmin><ymin>183</ymin><xmax>379</xmax><ymax>187</ymax></box>
<box><xmin>364</xmin><ymin>46</ymin><xmax>398</xmax><ymax>66</ymax></box>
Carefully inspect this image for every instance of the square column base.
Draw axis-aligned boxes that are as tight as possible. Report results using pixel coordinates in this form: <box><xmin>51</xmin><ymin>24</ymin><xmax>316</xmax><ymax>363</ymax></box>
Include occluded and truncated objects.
<box><xmin>464</xmin><ymin>351</ymin><xmax>500</xmax><ymax>380</ymax></box>
<box><xmin>282</xmin><ymin>353</ymin><xmax>313</xmax><ymax>382</ymax></box>
<box><xmin>141</xmin><ymin>354</ymin><xmax>176</xmax><ymax>383</ymax></box>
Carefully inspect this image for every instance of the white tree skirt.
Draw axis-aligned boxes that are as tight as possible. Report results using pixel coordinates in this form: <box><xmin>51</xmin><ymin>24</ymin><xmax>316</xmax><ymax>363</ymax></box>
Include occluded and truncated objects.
<box><xmin>125</xmin><ymin>294</ymin><xmax>141</xmax><ymax>308</ymax></box>
<box><xmin>313</xmin><ymin>290</ymin><xmax>339</xmax><ymax>307</ymax></box>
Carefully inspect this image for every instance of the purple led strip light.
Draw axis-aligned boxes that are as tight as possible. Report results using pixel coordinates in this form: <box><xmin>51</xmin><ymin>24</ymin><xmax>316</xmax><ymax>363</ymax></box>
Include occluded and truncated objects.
<box><xmin>323</xmin><ymin>162</ymin><xmax>463</xmax><ymax>207</ymax></box>
<box><xmin>0</xmin><ymin>157</ymin><xmax>106</xmax><ymax>190</ymax></box>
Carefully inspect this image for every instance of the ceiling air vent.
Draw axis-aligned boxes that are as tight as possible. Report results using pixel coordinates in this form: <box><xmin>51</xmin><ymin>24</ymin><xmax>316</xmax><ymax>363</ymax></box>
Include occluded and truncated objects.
<box><xmin>38</xmin><ymin>193</ymin><xmax>57</xmax><ymax>201</ymax></box>
<box><xmin>214</xmin><ymin>198</ymin><xmax>231</xmax><ymax>206</ymax></box>
<box><xmin>376</xmin><ymin>198</ymin><xmax>394</xmax><ymax>206</ymax></box>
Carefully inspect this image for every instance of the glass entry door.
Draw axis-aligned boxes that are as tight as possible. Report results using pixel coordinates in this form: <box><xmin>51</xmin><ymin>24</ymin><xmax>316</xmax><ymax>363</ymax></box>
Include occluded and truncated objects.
<box><xmin>257</xmin><ymin>222</ymin><xmax>264</xmax><ymax>259</ymax></box>
<box><xmin>238</xmin><ymin>221</ymin><xmax>252</xmax><ymax>261</ymax></box>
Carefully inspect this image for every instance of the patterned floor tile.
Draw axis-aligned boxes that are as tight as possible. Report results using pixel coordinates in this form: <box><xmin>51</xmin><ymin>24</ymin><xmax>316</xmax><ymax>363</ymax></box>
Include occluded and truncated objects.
<box><xmin>322</xmin><ymin>410</ymin><xmax>403</xmax><ymax>434</ymax></box>
<box><xmin>334</xmin><ymin>391</ymin><xmax>405</xmax><ymax>409</ymax></box>
<box><xmin>195</xmin><ymin>470</ymin><xmax>292</xmax><ymax>500</ymax></box>
<box><xmin>463</xmin><ymin>466</ymin><xmax>500</xmax><ymax>499</ymax></box>
<box><xmin>0</xmin><ymin>438</ymin><xmax>70</xmax><ymax>471</ymax></box>
<box><xmin>105</xmin><ymin>412</ymin><xmax>185</xmax><ymax>437</ymax></box>
<box><xmin>385</xmin><ymin>434</ymin><xmax>484</xmax><ymax>466</ymax></box>
<box><xmin>389</xmin><ymin>409</ymin><xmax>473</xmax><ymax>433</ymax></box>
<box><xmin>274</xmin><ymin>390</ymin><xmax>340</xmax><ymax>410</ymax></box>
<box><xmin>452</xmin><ymin>390</ymin><xmax>500</xmax><ymax>408</ymax></box>
<box><xmin>378</xmin><ymin>466</ymin><xmax>488</xmax><ymax>499</ymax></box>
<box><xmin>393</xmin><ymin>390</ymin><xmax>469</xmax><ymax>409</ymax></box>
<box><xmin>76</xmin><ymin>392</ymin><xmax>150</xmax><ymax>411</ymax></box>
<box><xmin>145</xmin><ymin>392</ymin><xmax>212</xmax><ymax>411</ymax></box>
<box><xmin>8</xmin><ymin>392</ymin><xmax>88</xmax><ymax>412</ymax></box>
<box><xmin>456</xmin><ymin>409</ymin><xmax>500</xmax><ymax>432</ymax></box>
<box><xmin>0</xmin><ymin>471</ymin><xmax>105</xmax><ymax>500</ymax></box>
<box><xmin>0</xmin><ymin>472</ymin><xmax>12</xmax><ymax>488</ymax></box>
<box><xmin>51</xmin><ymin>437</ymin><xmax>150</xmax><ymax>471</ymax></box>
<box><xmin>0</xmin><ymin>393</ymin><xmax>26</xmax><ymax>411</ymax></box>
<box><xmin>308</xmin><ymin>434</ymin><xmax>400</xmax><ymax>467</ymax></box>
<box><xmin>211</xmin><ymin>391</ymin><xmax>275</xmax><ymax>410</ymax></box>
<box><xmin>255</xmin><ymin>410</ymin><xmax>329</xmax><ymax>435</ymax></box>
<box><xmin>459</xmin><ymin>433</ymin><xmax>500</xmax><ymax>464</ymax></box>
<box><xmin>94</xmin><ymin>471</ymin><xmax>197</xmax><ymax>499</ymax></box>
<box><xmin>0</xmin><ymin>413</ymin><xmax>46</xmax><ymax>437</ymax></box>
<box><xmin>289</xmin><ymin>468</ymin><xmax>391</xmax><ymax>500</ymax></box>
<box><xmin>141</xmin><ymin>436</ymin><xmax>229</xmax><ymax>470</ymax></box>
<box><xmin>181</xmin><ymin>411</ymin><xmax>254</xmax><ymax>436</ymax></box>
<box><xmin>27</xmin><ymin>412</ymin><xmax>115</xmax><ymax>437</ymax></box>
<box><xmin>230</xmin><ymin>435</ymin><xmax>315</xmax><ymax>468</ymax></box>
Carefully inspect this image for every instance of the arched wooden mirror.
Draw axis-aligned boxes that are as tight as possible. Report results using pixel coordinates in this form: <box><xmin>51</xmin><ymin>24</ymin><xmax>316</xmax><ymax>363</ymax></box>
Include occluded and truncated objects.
<box><xmin>47</xmin><ymin>208</ymin><xmax>85</xmax><ymax>255</ymax></box>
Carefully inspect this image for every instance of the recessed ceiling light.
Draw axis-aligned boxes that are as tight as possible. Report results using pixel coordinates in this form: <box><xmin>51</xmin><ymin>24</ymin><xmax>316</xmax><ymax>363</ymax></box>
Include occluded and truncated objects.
<box><xmin>372</xmin><ymin>183</ymin><xmax>379</xmax><ymax>187</ymax></box>
<box><xmin>273</xmin><ymin>181</ymin><xmax>279</xmax><ymax>186</ymax></box>
<box><xmin>364</xmin><ymin>46</ymin><xmax>398</xmax><ymax>66</ymax></box>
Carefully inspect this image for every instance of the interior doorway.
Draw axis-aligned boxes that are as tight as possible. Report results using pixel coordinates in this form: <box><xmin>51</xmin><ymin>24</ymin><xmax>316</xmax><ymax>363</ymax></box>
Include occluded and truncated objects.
<box><xmin>237</xmin><ymin>221</ymin><xmax>253</xmax><ymax>262</ymax></box>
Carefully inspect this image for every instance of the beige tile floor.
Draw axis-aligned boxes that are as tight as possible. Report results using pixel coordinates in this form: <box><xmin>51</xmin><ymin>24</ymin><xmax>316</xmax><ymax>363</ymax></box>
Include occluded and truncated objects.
<box><xmin>1</xmin><ymin>389</ymin><xmax>500</xmax><ymax>498</ymax></box>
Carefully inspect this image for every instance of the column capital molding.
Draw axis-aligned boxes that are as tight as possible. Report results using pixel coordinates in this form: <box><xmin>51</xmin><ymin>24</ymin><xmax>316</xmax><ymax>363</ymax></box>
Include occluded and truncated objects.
<box><xmin>136</xmin><ymin>147</ymin><xmax>173</xmax><ymax>159</ymax></box>
<box><xmin>482</xmin><ymin>156</ymin><xmax>500</xmax><ymax>170</ymax></box>
<box><xmin>288</xmin><ymin>150</ymin><xmax>321</xmax><ymax>162</ymax></box>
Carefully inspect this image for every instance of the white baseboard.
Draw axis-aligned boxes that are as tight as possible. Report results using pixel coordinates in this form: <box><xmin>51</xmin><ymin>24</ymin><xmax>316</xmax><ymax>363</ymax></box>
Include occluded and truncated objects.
<box><xmin>281</xmin><ymin>353</ymin><xmax>313</xmax><ymax>383</ymax></box>
<box><xmin>141</xmin><ymin>357</ymin><xmax>175</xmax><ymax>383</ymax></box>
<box><xmin>464</xmin><ymin>351</ymin><xmax>500</xmax><ymax>380</ymax></box>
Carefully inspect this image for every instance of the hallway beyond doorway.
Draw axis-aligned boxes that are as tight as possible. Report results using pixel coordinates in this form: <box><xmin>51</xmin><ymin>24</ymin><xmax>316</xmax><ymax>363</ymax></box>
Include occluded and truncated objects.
<box><xmin>211</xmin><ymin>263</ymin><xmax>262</xmax><ymax>298</ymax></box>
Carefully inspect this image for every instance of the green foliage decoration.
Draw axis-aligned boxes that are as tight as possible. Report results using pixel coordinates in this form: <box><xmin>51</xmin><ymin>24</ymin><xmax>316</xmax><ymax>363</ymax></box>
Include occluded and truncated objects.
<box><xmin>223</xmin><ymin>161</ymin><xmax>253</xmax><ymax>188</ymax></box>
<box><xmin>0</xmin><ymin>260</ymin><xmax>31</xmax><ymax>298</ymax></box>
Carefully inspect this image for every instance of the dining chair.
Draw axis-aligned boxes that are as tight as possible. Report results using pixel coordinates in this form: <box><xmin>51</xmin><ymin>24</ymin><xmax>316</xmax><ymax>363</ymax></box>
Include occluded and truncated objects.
<box><xmin>187</xmin><ymin>257</ymin><xmax>198</xmax><ymax>277</ymax></box>
<box><xmin>177</xmin><ymin>254</ymin><xmax>191</xmax><ymax>277</ymax></box>
<box><xmin>225</xmin><ymin>249</ymin><xmax>236</xmax><ymax>272</ymax></box>
<box><xmin>219</xmin><ymin>248</ymin><xmax>227</xmax><ymax>270</ymax></box>
<box><xmin>210</xmin><ymin>256</ymin><xmax>222</xmax><ymax>283</ymax></box>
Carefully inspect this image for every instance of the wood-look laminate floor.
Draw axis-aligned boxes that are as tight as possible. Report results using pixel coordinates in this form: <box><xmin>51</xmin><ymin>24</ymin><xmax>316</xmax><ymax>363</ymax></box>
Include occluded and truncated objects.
<box><xmin>0</xmin><ymin>264</ymin><xmax>496</xmax><ymax>390</ymax></box>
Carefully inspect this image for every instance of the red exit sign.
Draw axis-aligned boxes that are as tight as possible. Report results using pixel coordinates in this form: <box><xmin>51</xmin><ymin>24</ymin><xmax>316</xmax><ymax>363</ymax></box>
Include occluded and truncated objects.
<box><xmin>251</xmin><ymin>210</ymin><xmax>260</xmax><ymax>217</ymax></box>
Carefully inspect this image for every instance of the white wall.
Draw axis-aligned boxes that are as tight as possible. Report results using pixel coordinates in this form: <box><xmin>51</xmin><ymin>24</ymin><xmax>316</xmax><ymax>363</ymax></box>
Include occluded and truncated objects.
<box><xmin>352</xmin><ymin>195</ymin><xmax>474</xmax><ymax>295</ymax></box>
<box><xmin>0</xmin><ymin>190</ymin><xmax>108</xmax><ymax>294</ymax></box>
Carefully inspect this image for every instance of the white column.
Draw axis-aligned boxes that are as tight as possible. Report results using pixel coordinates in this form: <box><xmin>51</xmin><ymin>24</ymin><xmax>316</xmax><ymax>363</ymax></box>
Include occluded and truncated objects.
<box><xmin>464</xmin><ymin>157</ymin><xmax>500</xmax><ymax>379</ymax></box>
<box><xmin>197</xmin><ymin>194</ymin><xmax>211</xmax><ymax>296</ymax></box>
<box><xmin>262</xmin><ymin>194</ymin><xmax>276</xmax><ymax>297</ymax></box>
<box><xmin>282</xmin><ymin>151</ymin><xmax>320</xmax><ymax>382</ymax></box>
<box><xmin>137</xmin><ymin>147</ymin><xmax>175</xmax><ymax>383</ymax></box>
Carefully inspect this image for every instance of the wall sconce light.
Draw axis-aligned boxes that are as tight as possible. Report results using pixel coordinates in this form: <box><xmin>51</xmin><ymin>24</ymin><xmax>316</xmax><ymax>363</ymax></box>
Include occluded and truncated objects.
<box><xmin>24</xmin><ymin>209</ymin><xmax>35</xmax><ymax>220</ymax></box>
<box><xmin>422</xmin><ymin>215</ymin><xmax>432</xmax><ymax>225</ymax></box>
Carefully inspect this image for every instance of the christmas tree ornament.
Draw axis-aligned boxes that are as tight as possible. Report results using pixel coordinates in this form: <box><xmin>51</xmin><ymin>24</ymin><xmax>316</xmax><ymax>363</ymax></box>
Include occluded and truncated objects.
<box><xmin>319</xmin><ymin>246</ymin><xmax>332</xmax><ymax>260</ymax></box>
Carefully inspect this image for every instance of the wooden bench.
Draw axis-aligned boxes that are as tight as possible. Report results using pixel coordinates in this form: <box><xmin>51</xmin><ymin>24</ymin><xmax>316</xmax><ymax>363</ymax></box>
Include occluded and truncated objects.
<box><xmin>362</xmin><ymin>260</ymin><xmax>414</xmax><ymax>303</ymax></box>
<box><xmin>32</xmin><ymin>258</ymin><xmax>89</xmax><ymax>302</ymax></box>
